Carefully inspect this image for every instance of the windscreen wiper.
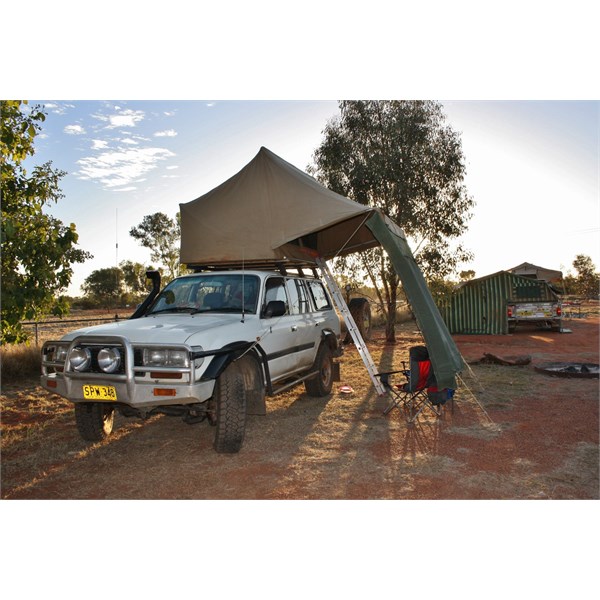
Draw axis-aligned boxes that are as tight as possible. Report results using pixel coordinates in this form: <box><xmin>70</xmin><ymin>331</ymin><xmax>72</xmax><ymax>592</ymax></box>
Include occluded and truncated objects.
<box><xmin>148</xmin><ymin>307</ymin><xmax>198</xmax><ymax>315</ymax></box>
<box><xmin>190</xmin><ymin>307</ymin><xmax>244</xmax><ymax>314</ymax></box>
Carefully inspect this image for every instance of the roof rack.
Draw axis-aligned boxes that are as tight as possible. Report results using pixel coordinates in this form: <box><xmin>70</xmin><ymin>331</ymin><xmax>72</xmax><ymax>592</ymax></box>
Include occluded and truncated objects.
<box><xmin>187</xmin><ymin>259</ymin><xmax>319</xmax><ymax>277</ymax></box>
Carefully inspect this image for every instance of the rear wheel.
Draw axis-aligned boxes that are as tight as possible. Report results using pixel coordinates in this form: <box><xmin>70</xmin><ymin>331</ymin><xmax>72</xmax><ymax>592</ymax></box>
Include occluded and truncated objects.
<box><xmin>74</xmin><ymin>402</ymin><xmax>115</xmax><ymax>442</ymax></box>
<box><xmin>345</xmin><ymin>297</ymin><xmax>372</xmax><ymax>343</ymax></box>
<box><xmin>213</xmin><ymin>361</ymin><xmax>247</xmax><ymax>453</ymax></box>
<box><xmin>304</xmin><ymin>343</ymin><xmax>334</xmax><ymax>397</ymax></box>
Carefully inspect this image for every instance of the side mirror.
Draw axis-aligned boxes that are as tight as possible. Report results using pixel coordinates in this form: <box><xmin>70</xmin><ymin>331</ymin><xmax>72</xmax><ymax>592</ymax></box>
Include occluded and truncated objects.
<box><xmin>262</xmin><ymin>300</ymin><xmax>286</xmax><ymax>319</ymax></box>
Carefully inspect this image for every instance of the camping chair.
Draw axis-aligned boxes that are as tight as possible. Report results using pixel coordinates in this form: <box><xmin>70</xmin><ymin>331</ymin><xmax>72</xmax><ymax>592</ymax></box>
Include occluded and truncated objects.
<box><xmin>378</xmin><ymin>345</ymin><xmax>454</xmax><ymax>423</ymax></box>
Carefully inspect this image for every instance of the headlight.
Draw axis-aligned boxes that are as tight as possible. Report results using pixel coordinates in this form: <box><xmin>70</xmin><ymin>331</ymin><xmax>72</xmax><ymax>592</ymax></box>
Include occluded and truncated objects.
<box><xmin>46</xmin><ymin>344</ymin><xmax>68</xmax><ymax>363</ymax></box>
<box><xmin>98</xmin><ymin>347</ymin><xmax>121</xmax><ymax>373</ymax></box>
<box><xmin>143</xmin><ymin>348</ymin><xmax>189</xmax><ymax>367</ymax></box>
<box><xmin>143</xmin><ymin>348</ymin><xmax>167</xmax><ymax>365</ymax></box>
<box><xmin>69</xmin><ymin>347</ymin><xmax>92</xmax><ymax>372</ymax></box>
<box><xmin>167</xmin><ymin>349</ymin><xmax>188</xmax><ymax>366</ymax></box>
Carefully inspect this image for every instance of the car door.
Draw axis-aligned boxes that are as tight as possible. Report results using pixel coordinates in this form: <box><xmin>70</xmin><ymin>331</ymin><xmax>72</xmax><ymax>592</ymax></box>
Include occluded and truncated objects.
<box><xmin>260</xmin><ymin>276</ymin><xmax>304</xmax><ymax>381</ymax></box>
<box><xmin>305</xmin><ymin>279</ymin><xmax>337</xmax><ymax>359</ymax></box>
<box><xmin>284</xmin><ymin>277</ymin><xmax>318</xmax><ymax>369</ymax></box>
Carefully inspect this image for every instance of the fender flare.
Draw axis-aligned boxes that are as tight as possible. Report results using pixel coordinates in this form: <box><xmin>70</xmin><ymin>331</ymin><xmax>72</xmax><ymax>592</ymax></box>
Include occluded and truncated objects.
<box><xmin>198</xmin><ymin>341</ymin><xmax>266</xmax><ymax>383</ymax></box>
<box><xmin>198</xmin><ymin>342</ymin><xmax>268</xmax><ymax>416</ymax></box>
<box><xmin>320</xmin><ymin>328</ymin><xmax>341</xmax><ymax>355</ymax></box>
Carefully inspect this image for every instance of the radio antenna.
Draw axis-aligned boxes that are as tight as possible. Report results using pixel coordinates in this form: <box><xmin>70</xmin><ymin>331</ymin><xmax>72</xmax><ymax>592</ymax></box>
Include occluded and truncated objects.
<box><xmin>115</xmin><ymin>207</ymin><xmax>119</xmax><ymax>267</ymax></box>
<box><xmin>241</xmin><ymin>247</ymin><xmax>245</xmax><ymax>323</ymax></box>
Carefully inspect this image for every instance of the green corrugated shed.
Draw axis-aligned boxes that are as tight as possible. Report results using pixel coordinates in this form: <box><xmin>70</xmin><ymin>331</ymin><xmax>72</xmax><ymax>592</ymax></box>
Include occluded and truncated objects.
<box><xmin>441</xmin><ymin>271</ymin><xmax>558</xmax><ymax>334</ymax></box>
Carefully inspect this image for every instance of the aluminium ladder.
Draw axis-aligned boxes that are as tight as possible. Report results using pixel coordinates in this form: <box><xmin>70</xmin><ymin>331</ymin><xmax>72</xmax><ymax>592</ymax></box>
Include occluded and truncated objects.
<box><xmin>316</xmin><ymin>257</ymin><xmax>386</xmax><ymax>396</ymax></box>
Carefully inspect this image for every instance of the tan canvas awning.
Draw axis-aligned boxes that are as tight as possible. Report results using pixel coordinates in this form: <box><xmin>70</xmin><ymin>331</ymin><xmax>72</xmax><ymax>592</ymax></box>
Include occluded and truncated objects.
<box><xmin>180</xmin><ymin>147</ymin><xmax>379</xmax><ymax>268</ymax></box>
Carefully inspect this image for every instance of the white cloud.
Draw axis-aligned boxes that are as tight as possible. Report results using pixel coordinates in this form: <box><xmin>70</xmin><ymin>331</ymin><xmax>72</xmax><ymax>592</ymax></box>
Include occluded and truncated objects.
<box><xmin>120</xmin><ymin>137</ymin><xmax>139</xmax><ymax>145</ymax></box>
<box><xmin>93</xmin><ymin>108</ymin><xmax>145</xmax><ymax>129</ymax></box>
<box><xmin>154</xmin><ymin>129</ymin><xmax>177</xmax><ymax>137</ymax></box>
<box><xmin>45</xmin><ymin>102</ymin><xmax>75</xmax><ymax>115</ymax></box>
<box><xmin>91</xmin><ymin>139</ymin><xmax>108</xmax><ymax>150</ymax></box>
<box><xmin>166</xmin><ymin>165</ymin><xmax>179</xmax><ymax>170</ymax></box>
<box><xmin>75</xmin><ymin>146</ymin><xmax>175</xmax><ymax>189</ymax></box>
<box><xmin>64</xmin><ymin>124</ymin><xmax>86</xmax><ymax>135</ymax></box>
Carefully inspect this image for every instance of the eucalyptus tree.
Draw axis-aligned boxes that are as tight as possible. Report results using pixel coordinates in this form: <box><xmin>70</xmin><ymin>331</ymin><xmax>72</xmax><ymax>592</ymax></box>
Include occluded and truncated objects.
<box><xmin>81</xmin><ymin>267</ymin><xmax>124</xmax><ymax>308</ymax></box>
<box><xmin>311</xmin><ymin>100</ymin><xmax>474</xmax><ymax>341</ymax></box>
<box><xmin>1</xmin><ymin>100</ymin><xmax>91</xmax><ymax>343</ymax></box>
<box><xmin>129</xmin><ymin>212</ymin><xmax>181</xmax><ymax>282</ymax></box>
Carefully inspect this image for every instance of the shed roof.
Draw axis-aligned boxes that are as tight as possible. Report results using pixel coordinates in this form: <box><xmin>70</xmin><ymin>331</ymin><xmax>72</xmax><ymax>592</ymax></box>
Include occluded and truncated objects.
<box><xmin>508</xmin><ymin>262</ymin><xmax>563</xmax><ymax>282</ymax></box>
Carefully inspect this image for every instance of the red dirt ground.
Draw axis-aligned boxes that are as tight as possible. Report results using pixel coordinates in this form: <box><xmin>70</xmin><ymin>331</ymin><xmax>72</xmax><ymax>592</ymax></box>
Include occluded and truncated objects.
<box><xmin>1</xmin><ymin>316</ymin><xmax>598</xmax><ymax>500</ymax></box>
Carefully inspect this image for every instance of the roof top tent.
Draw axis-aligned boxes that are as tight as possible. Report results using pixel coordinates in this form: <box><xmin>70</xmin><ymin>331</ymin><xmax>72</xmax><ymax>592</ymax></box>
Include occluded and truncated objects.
<box><xmin>180</xmin><ymin>147</ymin><xmax>463</xmax><ymax>389</ymax></box>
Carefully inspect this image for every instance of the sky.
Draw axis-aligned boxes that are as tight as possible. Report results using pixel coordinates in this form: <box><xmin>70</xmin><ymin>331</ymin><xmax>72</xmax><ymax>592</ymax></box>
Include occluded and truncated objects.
<box><xmin>24</xmin><ymin>99</ymin><xmax>600</xmax><ymax>295</ymax></box>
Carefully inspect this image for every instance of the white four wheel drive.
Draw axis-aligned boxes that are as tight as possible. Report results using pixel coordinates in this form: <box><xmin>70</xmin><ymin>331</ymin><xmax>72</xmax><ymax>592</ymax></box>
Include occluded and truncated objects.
<box><xmin>41</xmin><ymin>270</ymin><xmax>342</xmax><ymax>453</ymax></box>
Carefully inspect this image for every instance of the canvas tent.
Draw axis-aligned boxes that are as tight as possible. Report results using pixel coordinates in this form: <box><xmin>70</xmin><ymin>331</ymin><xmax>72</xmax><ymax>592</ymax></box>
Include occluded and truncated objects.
<box><xmin>442</xmin><ymin>270</ymin><xmax>560</xmax><ymax>335</ymax></box>
<box><xmin>180</xmin><ymin>147</ymin><xmax>463</xmax><ymax>389</ymax></box>
<box><xmin>508</xmin><ymin>262</ymin><xmax>563</xmax><ymax>289</ymax></box>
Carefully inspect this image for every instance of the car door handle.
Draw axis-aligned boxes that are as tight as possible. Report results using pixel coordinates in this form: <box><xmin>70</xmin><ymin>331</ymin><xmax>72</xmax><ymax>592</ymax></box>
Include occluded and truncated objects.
<box><xmin>291</xmin><ymin>325</ymin><xmax>298</xmax><ymax>332</ymax></box>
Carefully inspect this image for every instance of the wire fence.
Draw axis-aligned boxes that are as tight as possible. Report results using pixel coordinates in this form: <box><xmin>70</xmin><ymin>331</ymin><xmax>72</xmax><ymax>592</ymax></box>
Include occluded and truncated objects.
<box><xmin>20</xmin><ymin>314</ymin><xmax>129</xmax><ymax>346</ymax></box>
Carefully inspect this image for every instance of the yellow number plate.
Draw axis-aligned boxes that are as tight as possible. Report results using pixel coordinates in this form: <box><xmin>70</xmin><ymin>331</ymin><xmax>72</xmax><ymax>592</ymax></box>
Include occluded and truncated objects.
<box><xmin>82</xmin><ymin>384</ymin><xmax>117</xmax><ymax>401</ymax></box>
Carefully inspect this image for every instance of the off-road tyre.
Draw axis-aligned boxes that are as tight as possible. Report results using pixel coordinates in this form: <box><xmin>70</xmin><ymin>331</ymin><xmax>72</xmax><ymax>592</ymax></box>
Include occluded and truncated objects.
<box><xmin>240</xmin><ymin>353</ymin><xmax>266</xmax><ymax>416</ymax></box>
<box><xmin>213</xmin><ymin>361</ymin><xmax>247</xmax><ymax>453</ymax></box>
<box><xmin>344</xmin><ymin>297</ymin><xmax>372</xmax><ymax>343</ymax></box>
<box><xmin>304</xmin><ymin>343</ymin><xmax>334</xmax><ymax>397</ymax></box>
<box><xmin>74</xmin><ymin>402</ymin><xmax>115</xmax><ymax>442</ymax></box>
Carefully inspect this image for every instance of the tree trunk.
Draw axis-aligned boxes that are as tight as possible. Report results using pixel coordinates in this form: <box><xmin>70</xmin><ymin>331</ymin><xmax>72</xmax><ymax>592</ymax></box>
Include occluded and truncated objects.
<box><xmin>384</xmin><ymin>283</ymin><xmax>398</xmax><ymax>343</ymax></box>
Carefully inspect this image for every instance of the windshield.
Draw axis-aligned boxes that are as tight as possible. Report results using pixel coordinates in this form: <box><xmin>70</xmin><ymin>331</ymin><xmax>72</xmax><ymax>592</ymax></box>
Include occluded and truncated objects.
<box><xmin>147</xmin><ymin>274</ymin><xmax>260</xmax><ymax>315</ymax></box>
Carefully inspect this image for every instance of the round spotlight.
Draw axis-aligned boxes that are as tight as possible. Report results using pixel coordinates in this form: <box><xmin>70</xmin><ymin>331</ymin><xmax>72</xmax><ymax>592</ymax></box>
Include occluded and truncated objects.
<box><xmin>98</xmin><ymin>347</ymin><xmax>121</xmax><ymax>373</ymax></box>
<box><xmin>69</xmin><ymin>347</ymin><xmax>92</xmax><ymax>372</ymax></box>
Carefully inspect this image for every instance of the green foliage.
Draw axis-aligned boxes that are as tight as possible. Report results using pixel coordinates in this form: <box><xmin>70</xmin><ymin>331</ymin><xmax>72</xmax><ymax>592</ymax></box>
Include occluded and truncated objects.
<box><xmin>81</xmin><ymin>267</ymin><xmax>124</xmax><ymax>308</ymax></box>
<box><xmin>427</xmin><ymin>278</ymin><xmax>457</xmax><ymax>309</ymax></box>
<box><xmin>79</xmin><ymin>262</ymin><xmax>153</xmax><ymax>308</ymax></box>
<box><xmin>1</xmin><ymin>101</ymin><xmax>92</xmax><ymax>344</ymax></box>
<box><xmin>312</xmin><ymin>100</ymin><xmax>474</xmax><ymax>341</ymax></box>
<box><xmin>129</xmin><ymin>212</ymin><xmax>181</xmax><ymax>282</ymax></box>
<box><xmin>120</xmin><ymin>260</ymin><xmax>152</xmax><ymax>294</ymax></box>
<box><xmin>570</xmin><ymin>255</ymin><xmax>599</xmax><ymax>299</ymax></box>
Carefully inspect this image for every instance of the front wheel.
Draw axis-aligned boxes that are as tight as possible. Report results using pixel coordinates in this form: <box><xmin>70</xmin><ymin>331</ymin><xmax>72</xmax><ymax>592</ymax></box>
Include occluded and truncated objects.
<box><xmin>74</xmin><ymin>402</ymin><xmax>115</xmax><ymax>442</ymax></box>
<box><xmin>304</xmin><ymin>343</ymin><xmax>334</xmax><ymax>397</ymax></box>
<box><xmin>213</xmin><ymin>361</ymin><xmax>247</xmax><ymax>453</ymax></box>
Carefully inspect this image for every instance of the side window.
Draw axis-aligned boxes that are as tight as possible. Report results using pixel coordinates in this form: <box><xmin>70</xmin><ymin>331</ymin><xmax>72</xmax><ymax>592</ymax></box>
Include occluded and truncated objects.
<box><xmin>286</xmin><ymin>279</ymin><xmax>310</xmax><ymax>314</ymax></box>
<box><xmin>307</xmin><ymin>280</ymin><xmax>332</xmax><ymax>311</ymax></box>
<box><xmin>264</xmin><ymin>277</ymin><xmax>289</xmax><ymax>313</ymax></box>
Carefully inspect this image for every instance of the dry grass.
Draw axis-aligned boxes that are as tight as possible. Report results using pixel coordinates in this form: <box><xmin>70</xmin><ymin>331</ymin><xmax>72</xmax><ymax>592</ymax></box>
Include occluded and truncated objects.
<box><xmin>1</xmin><ymin>344</ymin><xmax>42</xmax><ymax>384</ymax></box>
<box><xmin>20</xmin><ymin>309</ymin><xmax>133</xmax><ymax>346</ymax></box>
<box><xmin>460</xmin><ymin>442</ymin><xmax>599</xmax><ymax>499</ymax></box>
<box><xmin>462</xmin><ymin>364</ymin><xmax>535</xmax><ymax>410</ymax></box>
<box><xmin>1</xmin><ymin>309</ymin><xmax>135</xmax><ymax>384</ymax></box>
